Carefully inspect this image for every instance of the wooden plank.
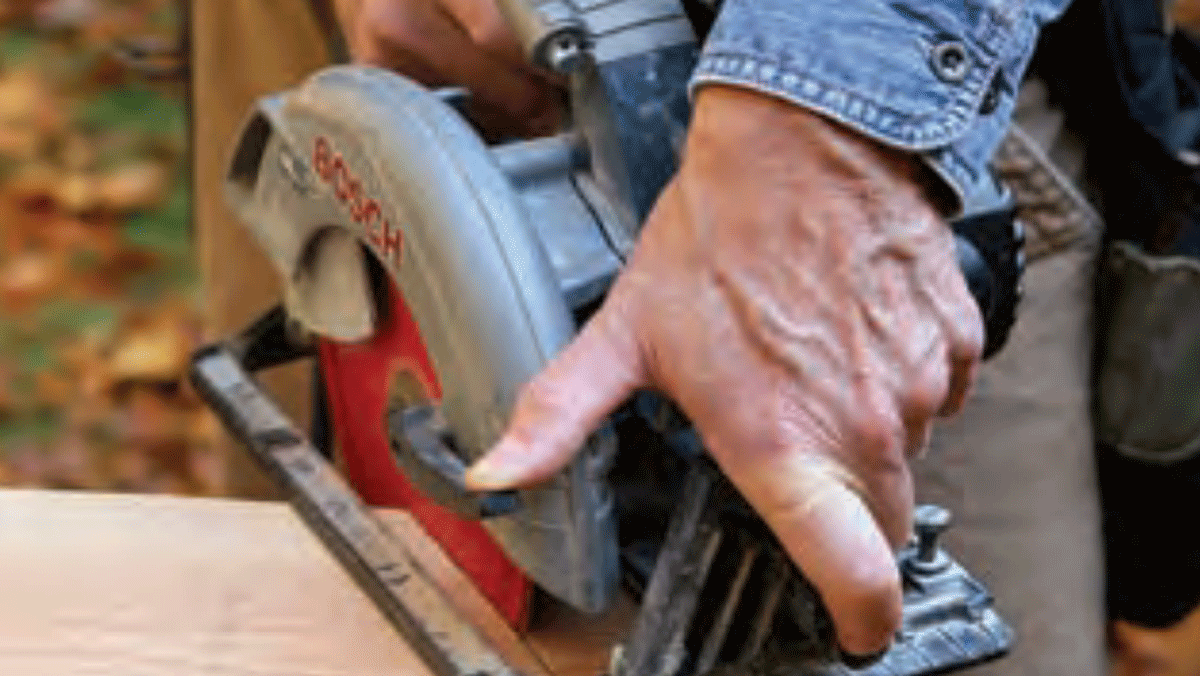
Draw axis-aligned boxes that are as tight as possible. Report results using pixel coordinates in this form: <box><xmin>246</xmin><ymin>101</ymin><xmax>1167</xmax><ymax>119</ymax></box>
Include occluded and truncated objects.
<box><xmin>375</xmin><ymin>511</ymin><xmax>638</xmax><ymax>676</ymax></box>
<box><xmin>524</xmin><ymin>593</ymin><xmax>639</xmax><ymax>676</ymax></box>
<box><xmin>0</xmin><ymin>489</ymin><xmax>633</xmax><ymax>676</ymax></box>
<box><xmin>0</xmin><ymin>489</ymin><xmax>433</xmax><ymax>676</ymax></box>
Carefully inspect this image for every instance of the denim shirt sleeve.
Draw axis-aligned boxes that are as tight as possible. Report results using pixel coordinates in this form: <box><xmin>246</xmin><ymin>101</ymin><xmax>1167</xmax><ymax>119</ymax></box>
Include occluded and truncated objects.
<box><xmin>690</xmin><ymin>0</ymin><xmax>1073</xmax><ymax>214</ymax></box>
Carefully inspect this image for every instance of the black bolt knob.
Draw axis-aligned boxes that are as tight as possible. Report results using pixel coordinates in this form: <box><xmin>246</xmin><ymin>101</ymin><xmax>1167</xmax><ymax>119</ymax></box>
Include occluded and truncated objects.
<box><xmin>914</xmin><ymin>504</ymin><xmax>952</xmax><ymax>563</ymax></box>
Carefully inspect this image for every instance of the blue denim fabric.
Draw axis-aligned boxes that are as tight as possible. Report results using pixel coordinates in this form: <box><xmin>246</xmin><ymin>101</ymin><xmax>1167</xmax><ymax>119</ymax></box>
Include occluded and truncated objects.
<box><xmin>690</xmin><ymin>0</ymin><xmax>1072</xmax><ymax>214</ymax></box>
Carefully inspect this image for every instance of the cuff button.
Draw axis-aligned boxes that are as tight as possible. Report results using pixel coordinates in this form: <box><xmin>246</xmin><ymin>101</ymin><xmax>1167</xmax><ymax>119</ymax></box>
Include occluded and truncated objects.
<box><xmin>930</xmin><ymin>41</ymin><xmax>971</xmax><ymax>83</ymax></box>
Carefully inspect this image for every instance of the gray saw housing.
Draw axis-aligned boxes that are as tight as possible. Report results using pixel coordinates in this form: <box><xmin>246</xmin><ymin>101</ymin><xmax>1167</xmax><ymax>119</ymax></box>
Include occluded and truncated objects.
<box><xmin>221</xmin><ymin>0</ymin><xmax>699</xmax><ymax>613</ymax></box>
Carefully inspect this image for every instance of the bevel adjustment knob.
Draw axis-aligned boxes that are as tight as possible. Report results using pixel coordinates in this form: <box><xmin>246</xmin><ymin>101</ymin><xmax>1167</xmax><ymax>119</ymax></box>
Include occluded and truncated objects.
<box><xmin>914</xmin><ymin>504</ymin><xmax>952</xmax><ymax>563</ymax></box>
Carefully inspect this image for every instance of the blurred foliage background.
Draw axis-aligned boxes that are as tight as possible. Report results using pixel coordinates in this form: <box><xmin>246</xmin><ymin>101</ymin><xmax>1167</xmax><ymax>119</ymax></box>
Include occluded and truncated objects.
<box><xmin>0</xmin><ymin>0</ymin><xmax>224</xmax><ymax>494</ymax></box>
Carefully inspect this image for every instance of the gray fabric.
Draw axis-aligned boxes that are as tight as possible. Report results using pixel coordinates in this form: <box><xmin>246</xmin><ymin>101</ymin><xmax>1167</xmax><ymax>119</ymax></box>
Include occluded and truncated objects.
<box><xmin>1096</xmin><ymin>242</ymin><xmax>1200</xmax><ymax>464</ymax></box>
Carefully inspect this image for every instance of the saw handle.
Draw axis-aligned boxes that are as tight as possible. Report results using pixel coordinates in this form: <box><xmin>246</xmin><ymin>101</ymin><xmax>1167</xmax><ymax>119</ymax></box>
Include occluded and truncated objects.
<box><xmin>386</xmin><ymin>405</ymin><xmax>523</xmax><ymax>519</ymax></box>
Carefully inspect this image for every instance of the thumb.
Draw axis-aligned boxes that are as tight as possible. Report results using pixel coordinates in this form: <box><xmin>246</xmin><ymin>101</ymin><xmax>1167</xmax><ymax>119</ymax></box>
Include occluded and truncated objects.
<box><xmin>465</xmin><ymin>303</ymin><xmax>647</xmax><ymax>489</ymax></box>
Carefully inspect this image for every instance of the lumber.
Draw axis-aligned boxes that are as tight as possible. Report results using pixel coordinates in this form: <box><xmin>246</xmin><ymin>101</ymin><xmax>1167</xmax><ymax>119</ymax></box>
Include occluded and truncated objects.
<box><xmin>0</xmin><ymin>489</ymin><xmax>630</xmax><ymax>676</ymax></box>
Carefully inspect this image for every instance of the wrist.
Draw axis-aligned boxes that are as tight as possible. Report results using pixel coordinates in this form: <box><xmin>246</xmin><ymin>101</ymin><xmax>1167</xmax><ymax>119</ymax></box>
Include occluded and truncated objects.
<box><xmin>686</xmin><ymin>85</ymin><xmax>952</xmax><ymax>223</ymax></box>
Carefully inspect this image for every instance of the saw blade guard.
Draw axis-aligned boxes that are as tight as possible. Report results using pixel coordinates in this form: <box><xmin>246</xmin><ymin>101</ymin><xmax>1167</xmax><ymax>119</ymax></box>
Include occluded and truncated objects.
<box><xmin>223</xmin><ymin>66</ymin><xmax>619</xmax><ymax>613</ymax></box>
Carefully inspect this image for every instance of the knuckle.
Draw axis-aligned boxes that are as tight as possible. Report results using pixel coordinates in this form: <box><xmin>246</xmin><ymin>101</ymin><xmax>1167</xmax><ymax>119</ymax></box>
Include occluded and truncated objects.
<box><xmin>848</xmin><ymin>405</ymin><xmax>904</xmax><ymax>461</ymax></box>
<box><xmin>360</xmin><ymin>3</ymin><xmax>393</xmax><ymax>32</ymax></box>
<box><xmin>903</xmin><ymin>387</ymin><xmax>939</xmax><ymax>422</ymax></box>
<box><xmin>902</xmin><ymin>367</ymin><xmax>948</xmax><ymax>420</ymax></box>
<box><xmin>373</xmin><ymin>22</ymin><xmax>420</xmax><ymax>51</ymax></box>
<box><xmin>361</xmin><ymin>0</ymin><xmax>406</xmax><ymax>26</ymax></box>
<box><xmin>518</xmin><ymin>375</ymin><xmax>567</xmax><ymax>418</ymax></box>
<box><xmin>506</xmin><ymin>389</ymin><xmax>567</xmax><ymax>452</ymax></box>
<box><xmin>363</xmin><ymin>3</ymin><xmax>427</xmax><ymax>49</ymax></box>
<box><xmin>952</xmin><ymin>303</ymin><xmax>986</xmax><ymax>363</ymax></box>
<box><xmin>515</xmin><ymin>369</ymin><xmax>589</xmax><ymax>447</ymax></box>
<box><xmin>467</xmin><ymin>16</ymin><xmax>512</xmax><ymax>50</ymax></box>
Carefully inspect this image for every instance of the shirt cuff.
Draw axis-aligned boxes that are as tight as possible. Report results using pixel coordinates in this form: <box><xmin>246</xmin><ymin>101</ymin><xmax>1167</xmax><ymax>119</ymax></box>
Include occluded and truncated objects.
<box><xmin>689</xmin><ymin>0</ymin><xmax>1057</xmax><ymax>216</ymax></box>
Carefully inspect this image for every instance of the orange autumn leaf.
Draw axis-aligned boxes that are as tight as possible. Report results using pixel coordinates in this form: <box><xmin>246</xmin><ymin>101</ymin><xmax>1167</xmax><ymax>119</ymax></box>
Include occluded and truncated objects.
<box><xmin>0</xmin><ymin>250</ymin><xmax>66</xmax><ymax>310</ymax></box>
<box><xmin>0</xmin><ymin>359</ymin><xmax>14</xmax><ymax>413</ymax></box>
<box><xmin>0</xmin><ymin>3</ymin><xmax>204</xmax><ymax>496</ymax></box>
<box><xmin>78</xmin><ymin>246</ymin><xmax>159</xmax><ymax>297</ymax></box>
<box><xmin>113</xmin><ymin>384</ymin><xmax>187</xmax><ymax>447</ymax></box>
<box><xmin>95</xmin><ymin>160</ymin><xmax>169</xmax><ymax>211</ymax></box>
<box><xmin>0</xmin><ymin>68</ymin><xmax>65</xmax><ymax>157</ymax></box>
<box><xmin>107</xmin><ymin>331</ymin><xmax>184</xmax><ymax>383</ymax></box>
<box><xmin>33</xmin><ymin>368</ymin><xmax>73</xmax><ymax>407</ymax></box>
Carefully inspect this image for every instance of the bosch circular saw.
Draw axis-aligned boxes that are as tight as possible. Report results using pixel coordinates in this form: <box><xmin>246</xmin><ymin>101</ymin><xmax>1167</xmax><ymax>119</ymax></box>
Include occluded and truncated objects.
<box><xmin>191</xmin><ymin>0</ymin><xmax>1023</xmax><ymax>673</ymax></box>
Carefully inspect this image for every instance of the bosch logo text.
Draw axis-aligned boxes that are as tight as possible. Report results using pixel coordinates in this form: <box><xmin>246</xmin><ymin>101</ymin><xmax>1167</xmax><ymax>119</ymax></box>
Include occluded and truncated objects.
<box><xmin>313</xmin><ymin>136</ymin><xmax>402</xmax><ymax>265</ymax></box>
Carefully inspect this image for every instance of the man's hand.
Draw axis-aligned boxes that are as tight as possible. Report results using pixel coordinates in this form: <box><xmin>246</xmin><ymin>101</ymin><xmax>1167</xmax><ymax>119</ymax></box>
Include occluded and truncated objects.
<box><xmin>465</xmin><ymin>86</ymin><xmax>984</xmax><ymax>655</ymax></box>
<box><xmin>335</xmin><ymin>0</ymin><xmax>983</xmax><ymax>654</ymax></box>
<box><xmin>333</xmin><ymin>0</ymin><xmax>564</xmax><ymax>138</ymax></box>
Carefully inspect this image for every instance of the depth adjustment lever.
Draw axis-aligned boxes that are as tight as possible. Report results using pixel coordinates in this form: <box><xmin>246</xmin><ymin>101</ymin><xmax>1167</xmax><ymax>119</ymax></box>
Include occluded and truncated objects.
<box><xmin>386</xmin><ymin>404</ymin><xmax>523</xmax><ymax>519</ymax></box>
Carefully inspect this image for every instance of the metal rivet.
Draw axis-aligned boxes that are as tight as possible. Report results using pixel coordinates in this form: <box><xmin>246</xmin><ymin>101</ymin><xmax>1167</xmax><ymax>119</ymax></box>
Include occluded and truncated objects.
<box><xmin>980</xmin><ymin>72</ymin><xmax>1007</xmax><ymax>115</ymax></box>
<box><xmin>930</xmin><ymin>41</ymin><xmax>971</xmax><ymax>83</ymax></box>
<box><xmin>544</xmin><ymin>33</ymin><xmax>587</xmax><ymax>74</ymax></box>
<box><xmin>980</xmin><ymin>86</ymin><xmax>1001</xmax><ymax>114</ymax></box>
